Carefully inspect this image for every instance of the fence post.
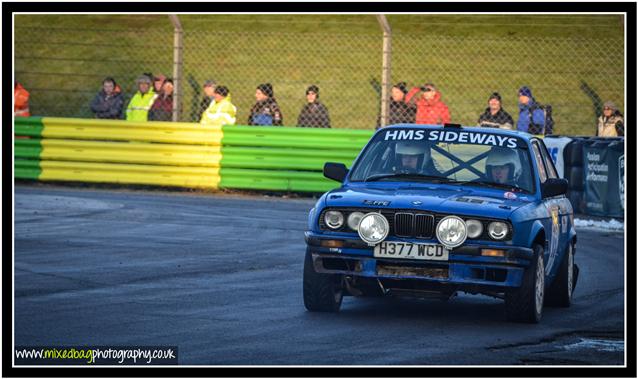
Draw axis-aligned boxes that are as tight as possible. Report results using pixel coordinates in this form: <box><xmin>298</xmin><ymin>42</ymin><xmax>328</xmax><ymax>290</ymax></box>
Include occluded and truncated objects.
<box><xmin>376</xmin><ymin>15</ymin><xmax>392</xmax><ymax>128</ymax></box>
<box><xmin>169</xmin><ymin>15</ymin><xmax>183</xmax><ymax>122</ymax></box>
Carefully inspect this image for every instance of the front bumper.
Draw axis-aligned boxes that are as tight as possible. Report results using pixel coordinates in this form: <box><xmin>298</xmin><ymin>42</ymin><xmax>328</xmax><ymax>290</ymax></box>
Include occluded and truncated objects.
<box><xmin>305</xmin><ymin>231</ymin><xmax>534</xmax><ymax>289</ymax></box>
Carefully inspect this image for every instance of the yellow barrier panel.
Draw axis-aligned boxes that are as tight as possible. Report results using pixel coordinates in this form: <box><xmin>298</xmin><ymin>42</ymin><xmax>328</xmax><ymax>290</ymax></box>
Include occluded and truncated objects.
<box><xmin>41</xmin><ymin>139</ymin><xmax>222</xmax><ymax>167</ymax></box>
<box><xmin>42</xmin><ymin>118</ymin><xmax>223</xmax><ymax>145</ymax></box>
<box><xmin>39</xmin><ymin>161</ymin><xmax>220</xmax><ymax>188</ymax></box>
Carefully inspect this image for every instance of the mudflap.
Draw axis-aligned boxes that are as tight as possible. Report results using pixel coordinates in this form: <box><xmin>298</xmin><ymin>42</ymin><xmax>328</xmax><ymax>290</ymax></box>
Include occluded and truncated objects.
<box><xmin>573</xmin><ymin>264</ymin><xmax>580</xmax><ymax>292</ymax></box>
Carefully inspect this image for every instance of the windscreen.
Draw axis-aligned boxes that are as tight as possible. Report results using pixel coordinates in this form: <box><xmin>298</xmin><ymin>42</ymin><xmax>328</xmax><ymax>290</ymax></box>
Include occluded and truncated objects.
<box><xmin>349</xmin><ymin>128</ymin><xmax>535</xmax><ymax>193</ymax></box>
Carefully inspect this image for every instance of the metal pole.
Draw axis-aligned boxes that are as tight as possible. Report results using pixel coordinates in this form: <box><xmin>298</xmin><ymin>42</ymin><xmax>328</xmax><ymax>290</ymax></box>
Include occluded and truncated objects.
<box><xmin>376</xmin><ymin>15</ymin><xmax>392</xmax><ymax>128</ymax></box>
<box><xmin>169</xmin><ymin>15</ymin><xmax>183</xmax><ymax>122</ymax></box>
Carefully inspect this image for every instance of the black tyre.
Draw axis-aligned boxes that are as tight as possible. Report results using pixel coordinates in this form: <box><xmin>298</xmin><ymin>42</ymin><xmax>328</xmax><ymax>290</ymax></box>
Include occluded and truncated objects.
<box><xmin>505</xmin><ymin>244</ymin><xmax>545</xmax><ymax>323</ymax></box>
<box><xmin>545</xmin><ymin>242</ymin><xmax>575</xmax><ymax>307</ymax></box>
<box><xmin>303</xmin><ymin>249</ymin><xmax>343</xmax><ymax>312</ymax></box>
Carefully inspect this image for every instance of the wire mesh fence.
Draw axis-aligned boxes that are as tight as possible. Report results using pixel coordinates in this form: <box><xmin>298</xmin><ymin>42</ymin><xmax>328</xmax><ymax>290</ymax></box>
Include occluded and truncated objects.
<box><xmin>14</xmin><ymin>18</ymin><xmax>624</xmax><ymax>135</ymax></box>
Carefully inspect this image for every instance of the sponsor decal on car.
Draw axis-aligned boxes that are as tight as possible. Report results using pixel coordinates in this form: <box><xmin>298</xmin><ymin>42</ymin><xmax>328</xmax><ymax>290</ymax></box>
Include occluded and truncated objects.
<box><xmin>383</xmin><ymin>129</ymin><xmax>519</xmax><ymax>148</ymax></box>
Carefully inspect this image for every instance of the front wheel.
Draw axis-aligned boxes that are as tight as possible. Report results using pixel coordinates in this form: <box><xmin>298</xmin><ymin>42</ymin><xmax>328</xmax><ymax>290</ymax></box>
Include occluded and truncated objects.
<box><xmin>505</xmin><ymin>244</ymin><xmax>545</xmax><ymax>323</ymax></box>
<box><xmin>303</xmin><ymin>250</ymin><xmax>343</xmax><ymax>312</ymax></box>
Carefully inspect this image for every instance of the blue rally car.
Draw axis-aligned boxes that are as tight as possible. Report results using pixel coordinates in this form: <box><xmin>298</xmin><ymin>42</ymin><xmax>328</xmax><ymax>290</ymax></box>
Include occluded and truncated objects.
<box><xmin>303</xmin><ymin>124</ymin><xmax>579</xmax><ymax>323</ymax></box>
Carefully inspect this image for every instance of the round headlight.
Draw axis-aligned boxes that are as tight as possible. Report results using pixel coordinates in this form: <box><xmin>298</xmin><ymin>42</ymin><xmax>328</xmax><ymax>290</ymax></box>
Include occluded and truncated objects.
<box><xmin>488</xmin><ymin>222</ymin><xmax>508</xmax><ymax>240</ymax></box>
<box><xmin>357</xmin><ymin>213</ymin><xmax>389</xmax><ymax>245</ymax></box>
<box><xmin>324</xmin><ymin>210</ymin><xmax>344</xmax><ymax>229</ymax></box>
<box><xmin>466</xmin><ymin>219</ymin><xmax>483</xmax><ymax>239</ymax></box>
<box><xmin>436</xmin><ymin>216</ymin><xmax>467</xmax><ymax>249</ymax></box>
<box><xmin>347</xmin><ymin>212</ymin><xmax>365</xmax><ymax>231</ymax></box>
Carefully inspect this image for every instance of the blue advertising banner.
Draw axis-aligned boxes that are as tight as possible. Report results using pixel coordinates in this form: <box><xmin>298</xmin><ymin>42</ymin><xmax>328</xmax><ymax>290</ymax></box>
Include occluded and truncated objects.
<box><xmin>583</xmin><ymin>139</ymin><xmax>624</xmax><ymax>218</ymax></box>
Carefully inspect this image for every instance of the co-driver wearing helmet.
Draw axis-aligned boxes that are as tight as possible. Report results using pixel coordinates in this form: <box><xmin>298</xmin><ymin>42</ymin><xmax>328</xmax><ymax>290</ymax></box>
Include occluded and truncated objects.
<box><xmin>394</xmin><ymin>141</ymin><xmax>441</xmax><ymax>176</ymax></box>
<box><xmin>485</xmin><ymin>147</ymin><xmax>522</xmax><ymax>186</ymax></box>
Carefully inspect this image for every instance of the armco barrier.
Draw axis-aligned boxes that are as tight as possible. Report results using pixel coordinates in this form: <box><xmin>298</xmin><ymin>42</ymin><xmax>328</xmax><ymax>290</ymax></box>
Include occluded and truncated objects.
<box><xmin>14</xmin><ymin>117</ymin><xmax>373</xmax><ymax>192</ymax></box>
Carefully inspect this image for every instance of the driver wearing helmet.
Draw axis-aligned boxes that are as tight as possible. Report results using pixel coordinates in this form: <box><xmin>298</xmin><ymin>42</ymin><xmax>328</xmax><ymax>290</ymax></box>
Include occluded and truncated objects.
<box><xmin>395</xmin><ymin>141</ymin><xmax>441</xmax><ymax>176</ymax></box>
<box><xmin>485</xmin><ymin>147</ymin><xmax>522</xmax><ymax>186</ymax></box>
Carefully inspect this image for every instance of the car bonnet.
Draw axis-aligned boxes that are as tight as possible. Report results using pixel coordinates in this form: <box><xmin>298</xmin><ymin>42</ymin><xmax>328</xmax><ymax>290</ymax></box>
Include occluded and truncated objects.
<box><xmin>325</xmin><ymin>185</ymin><xmax>533</xmax><ymax>220</ymax></box>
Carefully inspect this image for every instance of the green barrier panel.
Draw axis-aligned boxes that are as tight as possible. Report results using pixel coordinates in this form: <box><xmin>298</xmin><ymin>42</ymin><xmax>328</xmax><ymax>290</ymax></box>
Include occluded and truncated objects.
<box><xmin>14</xmin><ymin>123</ymin><xmax>44</xmax><ymax>137</ymax></box>
<box><xmin>225</xmin><ymin>125</ymin><xmax>374</xmax><ymax>137</ymax></box>
<box><xmin>222</xmin><ymin>146</ymin><xmax>358</xmax><ymax>160</ymax></box>
<box><xmin>221</xmin><ymin>155</ymin><xmax>356</xmax><ymax>171</ymax></box>
<box><xmin>14</xmin><ymin>139</ymin><xmax>43</xmax><ymax>159</ymax></box>
<box><xmin>14</xmin><ymin>116</ymin><xmax>44</xmax><ymax>126</ymax></box>
<box><xmin>220</xmin><ymin>168</ymin><xmax>338</xmax><ymax>192</ymax></box>
<box><xmin>221</xmin><ymin>146</ymin><xmax>358</xmax><ymax>171</ymax></box>
<box><xmin>222</xmin><ymin>125</ymin><xmax>373</xmax><ymax>150</ymax></box>
<box><xmin>222</xmin><ymin>134</ymin><xmax>370</xmax><ymax>150</ymax></box>
<box><xmin>14</xmin><ymin>159</ymin><xmax>41</xmax><ymax>180</ymax></box>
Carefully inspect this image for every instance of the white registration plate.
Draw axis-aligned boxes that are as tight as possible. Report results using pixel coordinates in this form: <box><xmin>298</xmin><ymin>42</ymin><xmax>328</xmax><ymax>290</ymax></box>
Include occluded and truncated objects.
<box><xmin>374</xmin><ymin>241</ymin><xmax>449</xmax><ymax>261</ymax></box>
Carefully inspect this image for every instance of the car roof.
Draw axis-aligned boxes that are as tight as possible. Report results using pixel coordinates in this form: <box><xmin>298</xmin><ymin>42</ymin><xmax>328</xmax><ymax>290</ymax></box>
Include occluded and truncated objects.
<box><xmin>380</xmin><ymin>123</ymin><xmax>535</xmax><ymax>141</ymax></box>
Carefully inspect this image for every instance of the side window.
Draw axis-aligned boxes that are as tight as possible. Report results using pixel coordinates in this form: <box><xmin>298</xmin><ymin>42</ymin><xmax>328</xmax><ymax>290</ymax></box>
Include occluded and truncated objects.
<box><xmin>531</xmin><ymin>142</ymin><xmax>548</xmax><ymax>183</ymax></box>
<box><xmin>537</xmin><ymin>140</ymin><xmax>559</xmax><ymax>179</ymax></box>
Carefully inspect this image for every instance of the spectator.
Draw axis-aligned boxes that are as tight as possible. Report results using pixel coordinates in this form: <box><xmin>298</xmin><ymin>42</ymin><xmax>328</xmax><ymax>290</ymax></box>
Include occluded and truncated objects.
<box><xmin>297</xmin><ymin>85</ymin><xmax>331</xmax><ymax>128</ymax></box>
<box><xmin>14</xmin><ymin>81</ymin><xmax>30</xmax><ymax>117</ymax></box>
<box><xmin>198</xmin><ymin>80</ymin><xmax>217</xmax><ymax>122</ymax></box>
<box><xmin>148</xmin><ymin>79</ymin><xmax>174</xmax><ymax>121</ymax></box>
<box><xmin>125</xmin><ymin>75</ymin><xmax>158</xmax><ymax>122</ymax></box>
<box><xmin>405</xmin><ymin>82</ymin><xmax>450</xmax><ymax>125</ymax></box>
<box><xmin>200</xmin><ymin>85</ymin><xmax>237</xmax><ymax>127</ymax></box>
<box><xmin>153</xmin><ymin>74</ymin><xmax>166</xmax><ymax>93</ymax></box>
<box><xmin>376</xmin><ymin>82</ymin><xmax>417</xmax><ymax>129</ymax></box>
<box><xmin>90</xmin><ymin>77</ymin><xmax>124</xmax><ymax>119</ymax></box>
<box><xmin>477</xmin><ymin>92</ymin><xmax>514</xmax><ymax>129</ymax></box>
<box><xmin>597</xmin><ymin>101</ymin><xmax>624</xmax><ymax>137</ymax></box>
<box><xmin>248</xmin><ymin>83</ymin><xmax>283</xmax><ymax>126</ymax></box>
<box><xmin>516</xmin><ymin>86</ymin><xmax>546</xmax><ymax>134</ymax></box>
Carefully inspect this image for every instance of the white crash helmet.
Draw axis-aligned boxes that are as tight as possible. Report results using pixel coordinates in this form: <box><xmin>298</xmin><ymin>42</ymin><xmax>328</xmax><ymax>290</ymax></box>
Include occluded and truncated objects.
<box><xmin>396</xmin><ymin>141</ymin><xmax>431</xmax><ymax>158</ymax></box>
<box><xmin>485</xmin><ymin>147</ymin><xmax>522</xmax><ymax>180</ymax></box>
<box><xmin>395</xmin><ymin>141</ymin><xmax>431</xmax><ymax>170</ymax></box>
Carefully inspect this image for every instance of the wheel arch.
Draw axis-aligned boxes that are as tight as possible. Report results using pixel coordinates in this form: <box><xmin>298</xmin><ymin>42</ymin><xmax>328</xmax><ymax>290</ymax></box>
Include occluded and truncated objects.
<box><xmin>527</xmin><ymin>220</ymin><xmax>546</xmax><ymax>251</ymax></box>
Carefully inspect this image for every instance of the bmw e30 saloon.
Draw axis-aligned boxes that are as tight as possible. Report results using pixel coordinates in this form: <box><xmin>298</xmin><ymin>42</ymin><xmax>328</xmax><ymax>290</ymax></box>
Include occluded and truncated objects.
<box><xmin>303</xmin><ymin>124</ymin><xmax>579</xmax><ymax>323</ymax></box>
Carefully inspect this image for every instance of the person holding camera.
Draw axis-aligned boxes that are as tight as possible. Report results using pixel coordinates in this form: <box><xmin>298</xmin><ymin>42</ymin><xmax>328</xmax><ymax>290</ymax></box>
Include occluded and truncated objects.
<box><xmin>404</xmin><ymin>82</ymin><xmax>450</xmax><ymax>125</ymax></box>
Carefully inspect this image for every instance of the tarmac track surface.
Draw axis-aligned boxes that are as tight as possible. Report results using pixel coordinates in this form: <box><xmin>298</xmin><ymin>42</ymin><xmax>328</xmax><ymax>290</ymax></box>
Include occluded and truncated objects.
<box><xmin>13</xmin><ymin>185</ymin><xmax>625</xmax><ymax>365</ymax></box>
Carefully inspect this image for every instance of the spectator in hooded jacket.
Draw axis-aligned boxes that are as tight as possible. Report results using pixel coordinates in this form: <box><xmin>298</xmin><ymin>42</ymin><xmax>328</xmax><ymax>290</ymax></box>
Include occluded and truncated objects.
<box><xmin>14</xmin><ymin>81</ymin><xmax>31</xmax><ymax>117</ymax></box>
<box><xmin>148</xmin><ymin>79</ymin><xmax>174</xmax><ymax>121</ymax></box>
<box><xmin>248</xmin><ymin>83</ymin><xmax>283</xmax><ymax>126</ymax></box>
<box><xmin>376</xmin><ymin>81</ymin><xmax>417</xmax><ymax>129</ymax></box>
<box><xmin>200</xmin><ymin>86</ymin><xmax>237</xmax><ymax>127</ymax></box>
<box><xmin>597</xmin><ymin>101</ymin><xmax>624</xmax><ymax>137</ymax></box>
<box><xmin>197</xmin><ymin>80</ymin><xmax>217</xmax><ymax>122</ymax></box>
<box><xmin>516</xmin><ymin>86</ymin><xmax>546</xmax><ymax>134</ymax></box>
<box><xmin>90</xmin><ymin>77</ymin><xmax>124</xmax><ymax>119</ymax></box>
<box><xmin>405</xmin><ymin>82</ymin><xmax>450</xmax><ymax>125</ymax></box>
<box><xmin>477</xmin><ymin>92</ymin><xmax>514</xmax><ymax>130</ymax></box>
<box><xmin>126</xmin><ymin>75</ymin><xmax>158</xmax><ymax>122</ymax></box>
<box><xmin>297</xmin><ymin>85</ymin><xmax>331</xmax><ymax>128</ymax></box>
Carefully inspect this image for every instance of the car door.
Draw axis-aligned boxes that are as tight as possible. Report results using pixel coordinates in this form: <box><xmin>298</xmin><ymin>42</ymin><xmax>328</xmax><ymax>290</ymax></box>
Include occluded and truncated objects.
<box><xmin>532</xmin><ymin>139</ymin><xmax>560</xmax><ymax>277</ymax></box>
<box><xmin>531</xmin><ymin>139</ymin><xmax>567</xmax><ymax>279</ymax></box>
<box><xmin>538</xmin><ymin>138</ymin><xmax>573</xmax><ymax>248</ymax></box>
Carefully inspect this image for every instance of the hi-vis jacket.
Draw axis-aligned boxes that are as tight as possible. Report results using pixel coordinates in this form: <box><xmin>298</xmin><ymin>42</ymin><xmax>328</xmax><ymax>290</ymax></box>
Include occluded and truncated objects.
<box><xmin>200</xmin><ymin>95</ymin><xmax>237</xmax><ymax>127</ymax></box>
<box><xmin>126</xmin><ymin>90</ymin><xmax>158</xmax><ymax>122</ymax></box>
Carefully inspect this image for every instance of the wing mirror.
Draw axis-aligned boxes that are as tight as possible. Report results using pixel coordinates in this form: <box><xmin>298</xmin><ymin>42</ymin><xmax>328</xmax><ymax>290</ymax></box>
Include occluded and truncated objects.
<box><xmin>323</xmin><ymin>162</ymin><xmax>349</xmax><ymax>183</ymax></box>
<box><xmin>541</xmin><ymin>178</ymin><xmax>568</xmax><ymax>199</ymax></box>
